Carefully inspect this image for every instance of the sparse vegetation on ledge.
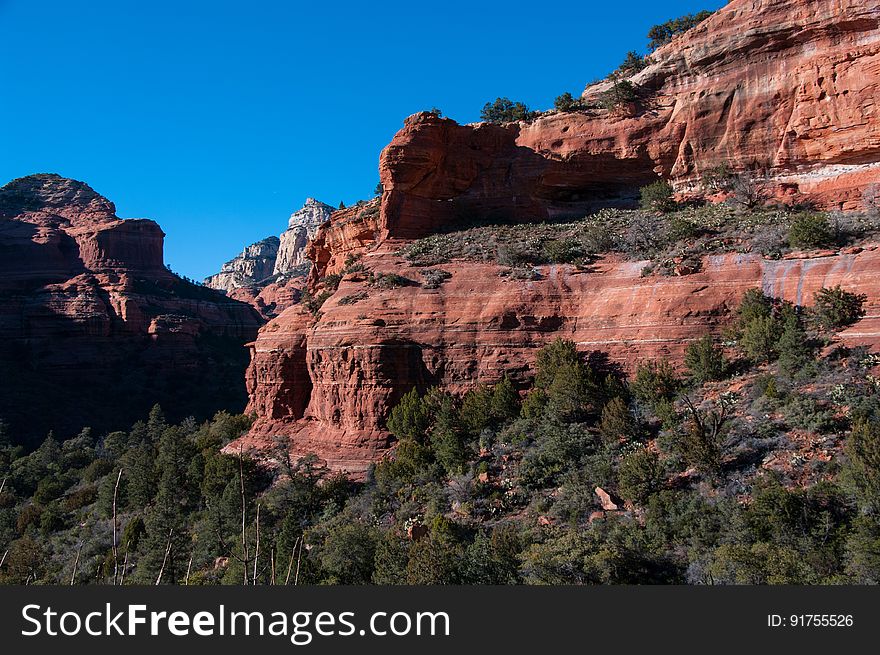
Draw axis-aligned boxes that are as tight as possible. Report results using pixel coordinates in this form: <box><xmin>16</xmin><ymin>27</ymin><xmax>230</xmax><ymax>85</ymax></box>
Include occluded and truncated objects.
<box><xmin>398</xmin><ymin>202</ymin><xmax>880</xmax><ymax>276</ymax></box>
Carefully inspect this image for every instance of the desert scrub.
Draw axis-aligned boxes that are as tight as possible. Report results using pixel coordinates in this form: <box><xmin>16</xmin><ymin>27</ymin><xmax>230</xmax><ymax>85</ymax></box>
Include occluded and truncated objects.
<box><xmin>499</xmin><ymin>266</ymin><xmax>541</xmax><ymax>280</ymax></box>
<box><xmin>369</xmin><ymin>272</ymin><xmax>413</xmax><ymax>289</ymax></box>
<box><xmin>788</xmin><ymin>212</ymin><xmax>836</xmax><ymax>249</ymax></box>
<box><xmin>338</xmin><ymin>291</ymin><xmax>368</xmax><ymax>305</ymax></box>
<box><xmin>420</xmin><ymin>268</ymin><xmax>452</xmax><ymax>289</ymax></box>
<box><xmin>397</xmin><ymin>204</ymin><xmax>879</xmax><ymax>270</ymax></box>
<box><xmin>782</xmin><ymin>395</ymin><xmax>839</xmax><ymax>434</ymax></box>
<box><xmin>300</xmin><ymin>288</ymin><xmax>333</xmax><ymax>315</ymax></box>
<box><xmin>398</xmin><ymin>212</ymin><xmax>630</xmax><ymax>266</ymax></box>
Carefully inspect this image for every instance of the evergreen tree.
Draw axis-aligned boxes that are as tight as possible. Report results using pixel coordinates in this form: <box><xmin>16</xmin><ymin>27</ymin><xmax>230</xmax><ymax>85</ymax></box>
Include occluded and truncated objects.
<box><xmin>777</xmin><ymin>314</ymin><xmax>812</xmax><ymax>378</ymax></box>
<box><xmin>136</xmin><ymin>427</ymin><xmax>195</xmax><ymax>583</ymax></box>
<box><xmin>387</xmin><ymin>388</ymin><xmax>430</xmax><ymax>441</ymax></box>
<box><xmin>599</xmin><ymin>397</ymin><xmax>638</xmax><ymax>444</ymax></box>
<box><xmin>684</xmin><ymin>335</ymin><xmax>727</xmax><ymax>383</ymax></box>
<box><xmin>740</xmin><ymin>315</ymin><xmax>780</xmax><ymax>364</ymax></box>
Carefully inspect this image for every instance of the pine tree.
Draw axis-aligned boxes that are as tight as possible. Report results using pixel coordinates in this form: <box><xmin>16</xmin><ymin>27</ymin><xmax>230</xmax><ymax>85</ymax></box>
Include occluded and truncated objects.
<box><xmin>777</xmin><ymin>314</ymin><xmax>812</xmax><ymax>378</ymax></box>
<box><xmin>684</xmin><ymin>335</ymin><xmax>727</xmax><ymax>383</ymax></box>
<box><xmin>599</xmin><ymin>397</ymin><xmax>638</xmax><ymax>444</ymax></box>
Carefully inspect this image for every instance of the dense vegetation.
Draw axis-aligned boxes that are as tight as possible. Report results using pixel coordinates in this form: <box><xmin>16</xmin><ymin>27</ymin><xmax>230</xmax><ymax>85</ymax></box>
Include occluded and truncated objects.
<box><xmin>1</xmin><ymin>283</ymin><xmax>878</xmax><ymax>585</ymax></box>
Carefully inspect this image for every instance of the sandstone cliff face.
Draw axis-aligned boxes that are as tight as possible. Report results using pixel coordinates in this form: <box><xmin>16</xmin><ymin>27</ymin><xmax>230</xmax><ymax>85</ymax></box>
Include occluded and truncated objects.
<box><xmin>241</xmin><ymin>244</ymin><xmax>880</xmax><ymax>475</ymax></box>
<box><xmin>0</xmin><ymin>174</ymin><xmax>264</xmax><ymax>444</ymax></box>
<box><xmin>239</xmin><ymin>0</ymin><xmax>880</xmax><ymax>474</ymax></box>
<box><xmin>204</xmin><ymin>237</ymin><xmax>280</xmax><ymax>292</ymax></box>
<box><xmin>307</xmin><ymin>200</ymin><xmax>382</xmax><ymax>280</ymax></box>
<box><xmin>377</xmin><ymin>0</ymin><xmax>880</xmax><ymax>243</ymax></box>
<box><xmin>275</xmin><ymin>198</ymin><xmax>336</xmax><ymax>274</ymax></box>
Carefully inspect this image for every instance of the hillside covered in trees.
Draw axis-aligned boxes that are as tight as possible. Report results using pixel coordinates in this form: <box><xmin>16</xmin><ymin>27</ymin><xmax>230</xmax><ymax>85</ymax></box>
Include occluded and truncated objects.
<box><xmin>2</xmin><ymin>284</ymin><xmax>879</xmax><ymax>585</ymax></box>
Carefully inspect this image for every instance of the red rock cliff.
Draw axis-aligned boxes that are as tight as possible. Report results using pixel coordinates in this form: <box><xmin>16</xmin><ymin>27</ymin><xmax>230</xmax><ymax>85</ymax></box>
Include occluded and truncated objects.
<box><xmin>239</xmin><ymin>0</ymin><xmax>880</xmax><ymax>474</ymax></box>
<box><xmin>377</xmin><ymin>0</ymin><xmax>880</xmax><ymax>243</ymax></box>
<box><xmin>0</xmin><ymin>174</ymin><xmax>264</xmax><ymax>443</ymax></box>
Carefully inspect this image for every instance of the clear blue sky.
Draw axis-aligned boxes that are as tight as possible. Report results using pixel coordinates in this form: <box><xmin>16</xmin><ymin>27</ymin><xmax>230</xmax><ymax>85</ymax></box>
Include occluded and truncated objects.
<box><xmin>0</xmin><ymin>0</ymin><xmax>724</xmax><ymax>280</ymax></box>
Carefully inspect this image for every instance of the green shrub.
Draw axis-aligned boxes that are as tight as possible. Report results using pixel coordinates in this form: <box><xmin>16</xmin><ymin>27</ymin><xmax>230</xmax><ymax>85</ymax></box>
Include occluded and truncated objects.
<box><xmin>598</xmin><ymin>397</ymin><xmax>638</xmax><ymax>444</ymax></box>
<box><xmin>553</xmin><ymin>92</ymin><xmax>584</xmax><ymax>113</ymax></box>
<box><xmin>300</xmin><ymin>288</ymin><xmax>333</xmax><ymax>315</ymax></box>
<box><xmin>647</xmin><ymin>10</ymin><xmax>714</xmax><ymax>51</ymax></box>
<box><xmin>370</xmin><ymin>272</ymin><xmax>412</xmax><ymax>289</ymax></box>
<box><xmin>544</xmin><ymin>238</ymin><xmax>586</xmax><ymax>264</ymax></box>
<box><xmin>420</xmin><ymin>268</ymin><xmax>452</xmax><ymax>289</ymax></box>
<box><xmin>480</xmin><ymin>97</ymin><xmax>533</xmax><ymax>123</ymax></box>
<box><xmin>618</xmin><ymin>447</ymin><xmax>664</xmax><ymax>504</ymax></box>
<box><xmin>338</xmin><ymin>291</ymin><xmax>368</xmax><ymax>305</ymax></box>
<box><xmin>700</xmin><ymin>163</ymin><xmax>734</xmax><ymax>192</ymax></box>
<box><xmin>842</xmin><ymin>420</ymin><xmax>880</xmax><ymax>514</ymax></box>
<box><xmin>614</xmin><ymin>51</ymin><xmax>649</xmax><ymax>76</ymax></box>
<box><xmin>776</xmin><ymin>314</ymin><xmax>813</xmax><ymax>377</ymax></box>
<box><xmin>664</xmin><ymin>216</ymin><xmax>699</xmax><ymax>242</ymax></box>
<box><xmin>323</xmin><ymin>273</ymin><xmax>342</xmax><ymax>291</ymax></box>
<box><xmin>630</xmin><ymin>360</ymin><xmax>681</xmax><ymax>409</ymax></box>
<box><xmin>387</xmin><ymin>389</ymin><xmax>430</xmax><ymax>441</ymax></box>
<box><xmin>684</xmin><ymin>335</ymin><xmax>727</xmax><ymax>383</ymax></box>
<box><xmin>672</xmin><ymin>399</ymin><xmax>729</xmax><ymax>477</ymax></box>
<box><xmin>599</xmin><ymin>79</ymin><xmax>639</xmax><ymax>111</ymax></box>
<box><xmin>788</xmin><ymin>213</ymin><xmax>834</xmax><ymax>249</ymax></box>
<box><xmin>811</xmin><ymin>286</ymin><xmax>867</xmax><ymax>331</ymax></box>
<box><xmin>639</xmin><ymin>180</ymin><xmax>676</xmax><ymax>213</ymax></box>
<box><xmin>782</xmin><ymin>396</ymin><xmax>837</xmax><ymax>434</ymax></box>
<box><xmin>740</xmin><ymin>315</ymin><xmax>780</xmax><ymax>364</ymax></box>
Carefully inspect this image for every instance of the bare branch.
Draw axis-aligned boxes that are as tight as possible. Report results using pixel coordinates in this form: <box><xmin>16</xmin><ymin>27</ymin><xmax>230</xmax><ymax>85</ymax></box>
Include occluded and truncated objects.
<box><xmin>112</xmin><ymin>468</ymin><xmax>123</xmax><ymax>585</ymax></box>
<box><xmin>239</xmin><ymin>445</ymin><xmax>249</xmax><ymax>585</ymax></box>
<box><xmin>284</xmin><ymin>536</ymin><xmax>300</xmax><ymax>585</ymax></box>
<box><xmin>252</xmin><ymin>503</ymin><xmax>261</xmax><ymax>585</ymax></box>
<box><xmin>155</xmin><ymin>529</ymin><xmax>174</xmax><ymax>585</ymax></box>
<box><xmin>70</xmin><ymin>541</ymin><xmax>83</xmax><ymax>586</ymax></box>
<box><xmin>294</xmin><ymin>537</ymin><xmax>303</xmax><ymax>586</ymax></box>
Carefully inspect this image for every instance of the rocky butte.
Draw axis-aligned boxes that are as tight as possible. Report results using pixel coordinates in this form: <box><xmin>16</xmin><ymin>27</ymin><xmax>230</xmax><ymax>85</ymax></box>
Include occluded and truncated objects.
<box><xmin>205</xmin><ymin>198</ymin><xmax>335</xmax><ymax>318</ymax></box>
<box><xmin>0</xmin><ymin>173</ymin><xmax>264</xmax><ymax>444</ymax></box>
<box><xmin>232</xmin><ymin>0</ymin><xmax>880</xmax><ymax>475</ymax></box>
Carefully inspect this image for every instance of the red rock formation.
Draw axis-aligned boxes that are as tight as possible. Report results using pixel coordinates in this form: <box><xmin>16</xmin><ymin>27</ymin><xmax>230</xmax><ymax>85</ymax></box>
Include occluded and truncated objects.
<box><xmin>307</xmin><ymin>200</ymin><xmax>382</xmax><ymax>280</ymax></box>
<box><xmin>378</xmin><ymin>0</ymin><xmax>880</xmax><ymax>243</ymax></box>
<box><xmin>238</xmin><ymin>0</ymin><xmax>880</xmax><ymax>474</ymax></box>
<box><xmin>0</xmin><ymin>174</ymin><xmax>264</xmax><ymax>443</ymax></box>
<box><xmin>240</xmin><ymin>242</ymin><xmax>880</xmax><ymax>475</ymax></box>
<box><xmin>227</xmin><ymin>277</ymin><xmax>305</xmax><ymax>320</ymax></box>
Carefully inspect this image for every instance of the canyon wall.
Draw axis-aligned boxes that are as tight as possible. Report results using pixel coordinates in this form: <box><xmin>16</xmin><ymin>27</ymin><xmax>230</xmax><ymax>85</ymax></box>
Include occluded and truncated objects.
<box><xmin>0</xmin><ymin>174</ymin><xmax>264</xmax><ymax>444</ymax></box>
<box><xmin>376</xmin><ymin>0</ymin><xmax>880</xmax><ymax>244</ymax></box>
<box><xmin>239</xmin><ymin>0</ymin><xmax>880</xmax><ymax>474</ymax></box>
<box><xmin>241</xmin><ymin>244</ymin><xmax>880</xmax><ymax>475</ymax></box>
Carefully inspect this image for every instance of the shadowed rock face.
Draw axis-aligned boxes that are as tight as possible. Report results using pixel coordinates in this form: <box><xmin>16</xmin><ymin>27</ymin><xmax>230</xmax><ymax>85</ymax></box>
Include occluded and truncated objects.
<box><xmin>0</xmin><ymin>174</ymin><xmax>264</xmax><ymax>445</ymax></box>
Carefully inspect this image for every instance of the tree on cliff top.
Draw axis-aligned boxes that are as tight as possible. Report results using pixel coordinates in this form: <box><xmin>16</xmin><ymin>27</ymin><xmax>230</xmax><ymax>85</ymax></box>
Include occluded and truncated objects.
<box><xmin>480</xmin><ymin>97</ymin><xmax>533</xmax><ymax>124</ymax></box>
<box><xmin>647</xmin><ymin>10</ymin><xmax>714</xmax><ymax>51</ymax></box>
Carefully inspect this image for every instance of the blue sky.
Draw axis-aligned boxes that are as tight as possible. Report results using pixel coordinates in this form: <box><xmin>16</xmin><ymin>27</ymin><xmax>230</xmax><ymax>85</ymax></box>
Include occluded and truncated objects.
<box><xmin>0</xmin><ymin>0</ymin><xmax>724</xmax><ymax>280</ymax></box>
